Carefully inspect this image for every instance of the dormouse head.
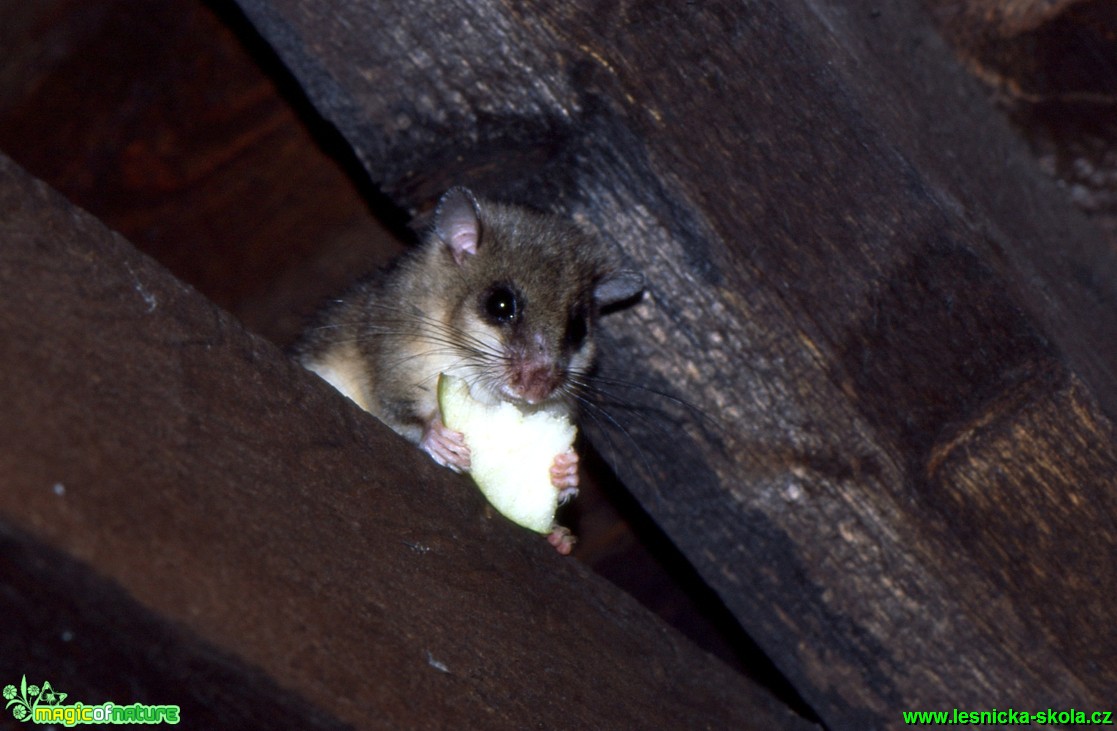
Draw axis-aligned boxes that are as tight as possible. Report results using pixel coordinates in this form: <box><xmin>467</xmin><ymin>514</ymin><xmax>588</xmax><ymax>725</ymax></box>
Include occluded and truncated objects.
<box><xmin>433</xmin><ymin>186</ymin><xmax>642</xmax><ymax>406</ymax></box>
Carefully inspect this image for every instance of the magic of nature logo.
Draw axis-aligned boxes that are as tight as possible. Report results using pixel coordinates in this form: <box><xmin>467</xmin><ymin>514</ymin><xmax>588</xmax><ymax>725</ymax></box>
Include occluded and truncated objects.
<box><xmin>4</xmin><ymin>675</ymin><xmax>180</xmax><ymax>726</ymax></box>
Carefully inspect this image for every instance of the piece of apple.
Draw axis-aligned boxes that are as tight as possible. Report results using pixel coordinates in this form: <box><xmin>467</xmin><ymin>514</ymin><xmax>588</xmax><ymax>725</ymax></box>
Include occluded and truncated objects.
<box><xmin>437</xmin><ymin>373</ymin><xmax>576</xmax><ymax>533</ymax></box>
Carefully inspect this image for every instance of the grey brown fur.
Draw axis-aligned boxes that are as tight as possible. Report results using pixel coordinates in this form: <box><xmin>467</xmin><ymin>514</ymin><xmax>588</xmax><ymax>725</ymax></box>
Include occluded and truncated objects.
<box><xmin>295</xmin><ymin>187</ymin><xmax>642</xmax><ymax>446</ymax></box>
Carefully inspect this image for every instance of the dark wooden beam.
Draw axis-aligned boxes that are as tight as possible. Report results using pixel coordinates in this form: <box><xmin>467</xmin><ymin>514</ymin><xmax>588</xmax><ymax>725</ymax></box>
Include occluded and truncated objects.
<box><xmin>0</xmin><ymin>153</ymin><xmax>813</xmax><ymax>730</ymax></box>
<box><xmin>928</xmin><ymin>0</ymin><xmax>1117</xmax><ymax>242</ymax></box>
<box><xmin>231</xmin><ymin>0</ymin><xmax>1117</xmax><ymax>726</ymax></box>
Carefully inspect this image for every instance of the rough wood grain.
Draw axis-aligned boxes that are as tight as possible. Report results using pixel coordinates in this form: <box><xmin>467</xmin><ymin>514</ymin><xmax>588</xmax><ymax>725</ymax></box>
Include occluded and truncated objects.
<box><xmin>0</xmin><ymin>0</ymin><xmax>404</xmax><ymax>346</ymax></box>
<box><xmin>0</xmin><ymin>524</ymin><xmax>351</xmax><ymax>730</ymax></box>
<box><xmin>927</xmin><ymin>0</ymin><xmax>1117</xmax><ymax>236</ymax></box>
<box><xmin>231</xmin><ymin>0</ymin><xmax>1117</xmax><ymax>726</ymax></box>
<box><xmin>0</xmin><ymin>153</ymin><xmax>815</xmax><ymax>731</ymax></box>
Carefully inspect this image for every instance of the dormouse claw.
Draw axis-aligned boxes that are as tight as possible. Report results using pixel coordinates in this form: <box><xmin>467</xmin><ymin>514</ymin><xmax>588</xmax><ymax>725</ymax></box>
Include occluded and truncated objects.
<box><xmin>420</xmin><ymin>414</ymin><xmax>471</xmax><ymax>472</ymax></box>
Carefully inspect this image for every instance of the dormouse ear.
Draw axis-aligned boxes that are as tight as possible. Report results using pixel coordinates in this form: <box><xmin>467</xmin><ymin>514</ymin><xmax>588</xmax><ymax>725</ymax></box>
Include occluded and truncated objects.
<box><xmin>594</xmin><ymin>269</ymin><xmax>644</xmax><ymax>308</ymax></box>
<box><xmin>434</xmin><ymin>187</ymin><xmax>482</xmax><ymax>266</ymax></box>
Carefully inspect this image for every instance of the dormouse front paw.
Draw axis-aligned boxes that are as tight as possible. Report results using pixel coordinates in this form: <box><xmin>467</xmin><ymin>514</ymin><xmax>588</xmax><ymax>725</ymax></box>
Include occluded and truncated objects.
<box><xmin>550</xmin><ymin>449</ymin><xmax>579</xmax><ymax>504</ymax></box>
<box><xmin>420</xmin><ymin>414</ymin><xmax>471</xmax><ymax>473</ymax></box>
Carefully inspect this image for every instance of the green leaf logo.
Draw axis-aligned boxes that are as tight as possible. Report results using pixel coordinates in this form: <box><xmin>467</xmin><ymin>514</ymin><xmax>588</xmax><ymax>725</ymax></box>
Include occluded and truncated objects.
<box><xmin>4</xmin><ymin>675</ymin><xmax>64</xmax><ymax>723</ymax></box>
<box><xmin>4</xmin><ymin>675</ymin><xmax>32</xmax><ymax>723</ymax></box>
<box><xmin>4</xmin><ymin>675</ymin><xmax>178</xmax><ymax>725</ymax></box>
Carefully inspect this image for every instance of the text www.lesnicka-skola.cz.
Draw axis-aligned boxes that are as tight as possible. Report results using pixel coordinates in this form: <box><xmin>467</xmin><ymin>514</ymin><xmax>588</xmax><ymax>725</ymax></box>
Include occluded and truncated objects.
<box><xmin>902</xmin><ymin>708</ymin><xmax>1113</xmax><ymax>726</ymax></box>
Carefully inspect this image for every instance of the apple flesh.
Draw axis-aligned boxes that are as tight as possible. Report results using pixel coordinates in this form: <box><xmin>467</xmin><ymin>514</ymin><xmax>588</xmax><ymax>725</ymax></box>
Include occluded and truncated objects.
<box><xmin>437</xmin><ymin>374</ymin><xmax>576</xmax><ymax>534</ymax></box>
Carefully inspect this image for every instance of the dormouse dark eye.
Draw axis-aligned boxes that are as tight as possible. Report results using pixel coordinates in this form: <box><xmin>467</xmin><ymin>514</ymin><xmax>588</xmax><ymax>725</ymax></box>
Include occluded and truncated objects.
<box><xmin>483</xmin><ymin>285</ymin><xmax>519</xmax><ymax>325</ymax></box>
<box><xmin>565</xmin><ymin>311</ymin><xmax>588</xmax><ymax>349</ymax></box>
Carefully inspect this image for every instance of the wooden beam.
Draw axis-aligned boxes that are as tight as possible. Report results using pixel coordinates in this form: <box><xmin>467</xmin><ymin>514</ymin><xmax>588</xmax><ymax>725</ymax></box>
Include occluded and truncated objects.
<box><xmin>0</xmin><ymin>153</ymin><xmax>813</xmax><ymax>729</ymax></box>
<box><xmin>231</xmin><ymin>0</ymin><xmax>1117</xmax><ymax>726</ymax></box>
